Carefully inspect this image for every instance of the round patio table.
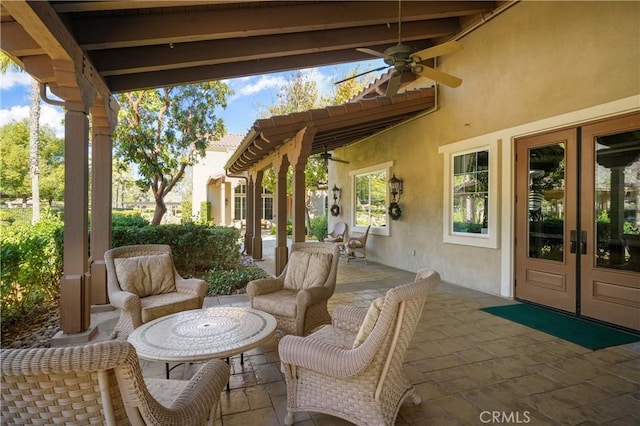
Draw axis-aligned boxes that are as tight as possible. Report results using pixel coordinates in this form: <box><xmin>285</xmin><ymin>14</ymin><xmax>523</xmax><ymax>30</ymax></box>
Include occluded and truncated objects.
<box><xmin>128</xmin><ymin>307</ymin><xmax>277</xmax><ymax>380</ymax></box>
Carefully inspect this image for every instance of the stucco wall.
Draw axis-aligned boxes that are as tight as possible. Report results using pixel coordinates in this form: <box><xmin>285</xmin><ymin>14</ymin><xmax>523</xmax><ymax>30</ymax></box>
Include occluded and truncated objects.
<box><xmin>331</xmin><ymin>1</ymin><xmax>640</xmax><ymax>295</ymax></box>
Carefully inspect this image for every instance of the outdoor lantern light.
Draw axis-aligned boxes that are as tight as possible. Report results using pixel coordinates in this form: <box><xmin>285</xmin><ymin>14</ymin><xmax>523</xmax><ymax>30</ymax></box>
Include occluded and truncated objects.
<box><xmin>330</xmin><ymin>184</ymin><xmax>342</xmax><ymax>217</ymax></box>
<box><xmin>389</xmin><ymin>174</ymin><xmax>403</xmax><ymax>203</ymax></box>
<box><xmin>332</xmin><ymin>184</ymin><xmax>341</xmax><ymax>204</ymax></box>
<box><xmin>388</xmin><ymin>174</ymin><xmax>403</xmax><ymax>220</ymax></box>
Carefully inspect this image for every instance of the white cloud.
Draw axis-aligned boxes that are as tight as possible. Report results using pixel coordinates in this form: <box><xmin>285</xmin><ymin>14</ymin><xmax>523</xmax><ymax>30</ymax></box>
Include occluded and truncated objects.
<box><xmin>0</xmin><ymin>69</ymin><xmax>32</xmax><ymax>90</ymax></box>
<box><xmin>229</xmin><ymin>75</ymin><xmax>286</xmax><ymax>101</ymax></box>
<box><xmin>40</xmin><ymin>105</ymin><xmax>65</xmax><ymax>137</ymax></box>
<box><xmin>0</xmin><ymin>104</ymin><xmax>65</xmax><ymax>138</ymax></box>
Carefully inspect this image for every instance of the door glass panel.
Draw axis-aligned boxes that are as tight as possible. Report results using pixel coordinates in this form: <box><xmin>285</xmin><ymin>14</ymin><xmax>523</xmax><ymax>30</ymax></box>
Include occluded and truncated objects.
<box><xmin>527</xmin><ymin>144</ymin><xmax>565</xmax><ymax>261</ymax></box>
<box><xmin>594</xmin><ymin>130</ymin><xmax>640</xmax><ymax>272</ymax></box>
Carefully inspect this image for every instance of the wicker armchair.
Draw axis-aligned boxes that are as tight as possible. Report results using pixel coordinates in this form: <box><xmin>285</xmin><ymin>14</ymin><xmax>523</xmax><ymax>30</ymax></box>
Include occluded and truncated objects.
<box><xmin>345</xmin><ymin>225</ymin><xmax>371</xmax><ymax>264</ymax></box>
<box><xmin>325</xmin><ymin>222</ymin><xmax>347</xmax><ymax>243</ymax></box>
<box><xmin>1</xmin><ymin>340</ymin><xmax>229</xmax><ymax>425</ymax></box>
<box><xmin>247</xmin><ymin>242</ymin><xmax>340</xmax><ymax>336</ymax></box>
<box><xmin>105</xmin><ymin>244</ymin><xmax>208</xmax><ymax>338</ymax></box>
<box><xmin>279</xmin><ymin>269</ymin><xmax>441</xmax><ymax>426</ymax></box>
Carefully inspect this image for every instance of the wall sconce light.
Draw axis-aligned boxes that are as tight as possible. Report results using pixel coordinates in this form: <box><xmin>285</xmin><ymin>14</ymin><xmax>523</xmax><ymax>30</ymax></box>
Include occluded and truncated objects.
<box><xmin>330</xmin><ymin>184</ymin><xmax>341</xmax><ymax>217</ymax></box>
<box><xmin>225</xmin><ymin>198</ymin><xmax>229</xmax><ymax>206</ymax></box>
<box><xmin>388</xmin><ymin>174</ymin><xmax>403</xmax><ymax>220</ymax></box>
<box><xmin>331</xmin><ymin>184</ymin><xmax>341</xmax><ymax>204</ymax></box>
<box><xmin>389</xmin><ymin>174</ymin><xmax>403</xmax><ymax>203</ymax></box>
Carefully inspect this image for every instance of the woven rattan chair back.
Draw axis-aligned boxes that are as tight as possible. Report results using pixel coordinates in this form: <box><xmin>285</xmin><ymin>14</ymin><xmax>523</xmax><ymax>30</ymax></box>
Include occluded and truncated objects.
<box><xmin>279</xmin><ymin>269</ymin><xmax>441</xmax><ymax>426</ymax></box>
<box><xmin>1</xmin><ymin>340</ymin><xmax>229</xmax><ymax>426</ymax></box>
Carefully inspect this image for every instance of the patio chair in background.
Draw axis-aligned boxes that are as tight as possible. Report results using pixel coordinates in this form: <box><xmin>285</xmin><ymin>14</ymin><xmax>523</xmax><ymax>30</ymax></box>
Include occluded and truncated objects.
<box><xmin>345</xmin><ymin>225</ymin><xmax>371</xmax><ymax>264</ymax></box>
<box><xmin>1</xmin><ymin>340</ymin><xmax>229</xmax><ymax>425</ymax></box>
<box><xmin>246</xmin><ymin>242</ymin><xmax>340</xmax><ymax>336</ymax></box>
<box><xmin>105</xmin><ymin>244</ymin><xmax>208</xmax><ymax>338</ymax></box>
<box><xmin>325</xmin><ymin>221</ymin><xmax>347</xmax><ymax>243</ymax></box>
<box><xmin>279</xmin><ymin>269</ymin><xmax>441</xmax><ymax>426</ymax></box>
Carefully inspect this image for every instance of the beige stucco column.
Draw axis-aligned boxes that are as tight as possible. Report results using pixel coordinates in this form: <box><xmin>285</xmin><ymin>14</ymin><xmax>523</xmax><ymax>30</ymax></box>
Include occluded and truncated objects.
<box><xmin>273</xmin><ymin>155</ymin><xmax>290</xmax><ymax>275</ymax></box>
<box><xmin>245</xmin><ymin>176</ymin><xmax>254</xmax><ymax>255</ymax></box>
<box><xmin>52</xmin><ymin>60</ymin><xmax>98</xmax><ymax>341</ymax></box>
<box><xmin>251</xmin><ymin>169</ymin><xmax>264</xmax><ymax>260</ymax></box>
<box><xmin>288</xmin><ymin>127</ymin><xmax>315</xmax><ymax>243</ymax></box>
<box><xmin>89</xmin><ymin>96</ymin><xmax>118</xmax><ymax>307</ymax></box>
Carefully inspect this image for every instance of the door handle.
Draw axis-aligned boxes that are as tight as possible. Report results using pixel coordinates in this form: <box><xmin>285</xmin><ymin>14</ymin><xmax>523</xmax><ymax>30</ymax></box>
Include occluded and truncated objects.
<box><xmin>580</xmin><ymin>230</ymin><xmax>587</xmax><ymax>255</ymax></box>
<box><xmin>570</xmin><ymin>230</ymin><xmax>577</xmax><ymax>254</ymax></box>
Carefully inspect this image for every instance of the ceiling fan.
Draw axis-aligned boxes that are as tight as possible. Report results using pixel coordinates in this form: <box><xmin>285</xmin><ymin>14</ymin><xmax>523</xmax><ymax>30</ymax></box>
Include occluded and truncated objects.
<box><xmin>336</xmin><ymin>0</ymin><xmax>463</xmax><ymax>96</ymax></box>
<box><xmin>319</xmin><ymin>146</ymin><xmax>350</xmax><ymax>166</ymax></box>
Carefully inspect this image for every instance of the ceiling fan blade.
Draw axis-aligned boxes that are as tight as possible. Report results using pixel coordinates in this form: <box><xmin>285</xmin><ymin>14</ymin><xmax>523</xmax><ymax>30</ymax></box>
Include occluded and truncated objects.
<box><xmin>334</xmin><ymin>65</ymin><xmax>390</xmax><ymax>85</ymax></box>
<box><xmin>356</xmin><ymin>47</ymin><xmax>389</xmax><ymax>59</ymax></box>
<box><xmin>413</xmin><ymin>65</ymin><xmax>462</xmax><ymax>88</ymax></box>
<box><xmin>385</xmin><ymin>70</ymin><xmax>403</xmax><ymax>96</ymax></box>
<box><xmin>410</xmin><ymin>41</ymin><xmax>463</xmax><ymax>62</ymax></box>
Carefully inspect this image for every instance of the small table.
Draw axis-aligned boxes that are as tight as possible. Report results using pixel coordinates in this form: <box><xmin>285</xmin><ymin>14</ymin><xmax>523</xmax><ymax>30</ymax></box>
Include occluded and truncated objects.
<box><xmin>128</xmin><ymin>307</ymin><xmax>277</xmax><ymax>380</ymax></box>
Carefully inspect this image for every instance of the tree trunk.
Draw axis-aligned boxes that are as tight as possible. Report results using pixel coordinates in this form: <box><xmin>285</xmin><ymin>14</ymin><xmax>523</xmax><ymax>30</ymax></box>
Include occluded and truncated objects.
<box><xmin>29</xmin><ymin>79</ymin><xmax>41</xmax><ymax>223</ymax></box>
<box><xmin>151</xmin><ymin>196</ymin><xmax>167</xmax><ymax>225</ymax></box>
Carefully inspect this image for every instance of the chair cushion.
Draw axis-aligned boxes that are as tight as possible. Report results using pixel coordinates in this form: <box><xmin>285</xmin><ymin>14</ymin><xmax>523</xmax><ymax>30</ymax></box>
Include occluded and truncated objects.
<box><xmin>252</xmin><ymin>289</ymin><xmax>298</xmax><ymax>318</ymax></box>
<box><xmin>140</xmin><ymin>292</ymin><xmax>202</xmax><ymax>323</ymax></box>
<box><xmin>308</xmin><ymin>324</ymin><xmax>355</xmax><ymax>349</ymax></box>
<box><xmin>352</xmin><ymin>297</ymin><xmax>385</xmax><ymax>348</ymax></box>
<box><xmin>348</xmin><ymin>240</ymin><xmax>363</xmax><ymax>249</ymax></box>
<box><xmin>114</xmin><ymin>253</ymin><xmax>176</xmax><ymax>298</ymax></box>
<box><xmin>283</xmin><ymin>251</ymin><xmax>332</xmax><ymax>290</ymax></box>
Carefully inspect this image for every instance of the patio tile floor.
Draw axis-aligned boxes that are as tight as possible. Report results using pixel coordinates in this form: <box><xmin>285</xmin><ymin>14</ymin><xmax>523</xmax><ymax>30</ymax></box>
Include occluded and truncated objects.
<box><xmin>90</xmin><ymin>242</ymin><xmax>640</xmax><ymax>425</ymax></box>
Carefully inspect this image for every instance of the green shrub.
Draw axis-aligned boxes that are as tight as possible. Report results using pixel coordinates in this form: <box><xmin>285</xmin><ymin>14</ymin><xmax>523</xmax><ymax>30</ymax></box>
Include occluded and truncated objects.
<box><xmin>181</xmin><ymin>200</ymin><xmax>192</xmax><ymax>223</ymax></box>
<box><xmin>311</xmin><ymin>215</ymin><xmax>328</xmax><ymax>242</ymax></box>
<box><xmin>205</xmin><ymin>264</ymin><xmax>270</xmax><ymax>296</ymax></box>
<box><xmin>0</xmin><ymin>210</ymin><xmax>63</xmax><ymax>322</ymax></box>
<box><xmin>200</xmin><ymin>201</ymin><xmax>212</xmax><ymax>223</ymax></box>
<box><xmin>0</xmin><ymin>209</ymin><xmax>14</xmax><ymax>225</ymax></box>
<box><xmin>112</xmin><ymin>223</ymin><xmax>241</xmax><ymax>276</ymax></box>
<box><xmin>112</xmin><ymin>211</ymin><xmax>149</xmax><ymax>228</ymax></box>
<box><xmin>270</xmin><ymin>218</ymin><xmax>293</xmax><ymax>235</ymax></box>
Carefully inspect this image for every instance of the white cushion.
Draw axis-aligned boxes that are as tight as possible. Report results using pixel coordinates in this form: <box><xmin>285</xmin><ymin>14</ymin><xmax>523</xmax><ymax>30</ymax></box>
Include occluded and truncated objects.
<box><xmin>283</xmin><ymin>251</ymin><xmax>332</xmax><ymax>290</ymax></box>
<box><xmin>352</xmin><ymin>297</ymin><xmax>385</xmax><ymax>348</ymax></box>
<box><xmin>114</xmin><ymin>253</ymin><xmax>176</xmax><ymax>297</ymax></box>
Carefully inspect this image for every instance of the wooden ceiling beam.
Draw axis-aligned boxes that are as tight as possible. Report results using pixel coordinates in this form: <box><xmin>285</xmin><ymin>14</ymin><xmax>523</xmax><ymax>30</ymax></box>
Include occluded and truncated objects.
<box><xmin>91</xmin><ymin>19</ymin><xmax>458</xmax><ymax>76</ymax></box>
<box><xmin>72</xmin><ymin>1</ymin><xmax>494</xmax><ymax>50</ymax></box>
<box><xmin>51</xmin><ymin>1</ymin><xmax>218</xmax><ymax>13</ymax></box>
<box><xmin>2</xmin><ymin>1</ymin><xmax>112</xmax><ymax>103</ymax></box>
<box><xmin>0</xmin><ymin>21</ymin><xmax>44</xmax><ymax>56</ymax></box>
<box><xmin>104</xmin><ymin>49</ymin><xmax>394</xmax><ymax>92</ymax></box>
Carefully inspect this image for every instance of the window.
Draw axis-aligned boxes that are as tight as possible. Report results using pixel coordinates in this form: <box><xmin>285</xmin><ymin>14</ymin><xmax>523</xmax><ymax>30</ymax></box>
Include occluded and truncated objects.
<box><xmin>234</xmin><ymin>184</ymin><xmax>246</xmax><ymax>220</ymax></box>
<box><xmin>440</xmin><ymin>140</ymin><xmax>499</xmax><ymax>248</ymax></box>
<box><xmin>453</xmin><ymin>150</ymin><xmax>489</xmax><ymax>234</ymax></box>
<box><xmin>350</xmin><ymin>162</ymin><xmax>393</xmax><ymax>236</ymax></box>
<box><xmin>233</xmin><ymin>184</ymin><xmax>273</xmax><ymax>221</ymax></box>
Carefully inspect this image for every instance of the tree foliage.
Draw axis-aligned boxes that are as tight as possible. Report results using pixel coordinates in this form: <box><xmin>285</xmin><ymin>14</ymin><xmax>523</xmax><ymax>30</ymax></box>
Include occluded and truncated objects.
<box><xmin>113</xmin><ymin>82</ymin><xmax>232</xmax><ymax>224</ymax></box>
<box><xmin>0</xmin><ymin>120</ymin><xmax>64</xmax><ymax>204</ymax></box>
<box><xmin>261</xmin><ymin>68</ymin><xmax>373</xmax><ymax>193</ymax></box>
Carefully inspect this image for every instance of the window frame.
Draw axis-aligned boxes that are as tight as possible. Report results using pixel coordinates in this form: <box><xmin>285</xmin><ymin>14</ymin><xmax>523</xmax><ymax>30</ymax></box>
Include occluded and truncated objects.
<box><xmin>349</xmin><ymin>161</ymin><xmax>393</xmax><ymax>236</ymax></box>
<box><xmin>440</xmin><ymin>141</ymin><xmax>500</xmax><ymax>248</ymax></box>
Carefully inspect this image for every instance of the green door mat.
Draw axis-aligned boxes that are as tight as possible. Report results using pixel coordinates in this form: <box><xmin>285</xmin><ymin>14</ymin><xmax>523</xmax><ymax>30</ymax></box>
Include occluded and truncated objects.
<box><xmin>481</xmin><ymin>303</ymin><xmax>640</xmax><ymax>350</ymax></box>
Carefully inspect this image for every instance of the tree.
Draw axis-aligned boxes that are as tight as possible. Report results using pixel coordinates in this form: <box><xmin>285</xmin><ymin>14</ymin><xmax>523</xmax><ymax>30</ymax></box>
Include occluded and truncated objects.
<box><xmin>113</xmin><ymin>82</ymin><xmax>232</xmax><ymax>225</ymax></box>
<box><xmin>0</xmin><ymin>53</ymin><xmax>42</xmax><ymax>222</ymax></box>
<box><xmin>0</xmin><ymin>120</ymin><xmax>64</xmax><ymax>205</ymax></box>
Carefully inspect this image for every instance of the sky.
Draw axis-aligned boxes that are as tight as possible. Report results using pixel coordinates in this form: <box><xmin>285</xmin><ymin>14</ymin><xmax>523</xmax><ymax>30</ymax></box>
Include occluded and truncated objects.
<box><xmin>0</xmin><ymin>60</ymin><xmax>386</xmax><ymax>139</ymax></box>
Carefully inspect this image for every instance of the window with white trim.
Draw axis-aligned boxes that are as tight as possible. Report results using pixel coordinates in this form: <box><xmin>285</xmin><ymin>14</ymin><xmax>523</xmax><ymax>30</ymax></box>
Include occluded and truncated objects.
<box><xmin>440</xmin><ymin>140</ymin><xmax>499</xmax><ymax>248</ymax></box>
<box><xmin>350</xmin><ymin>161</ymin><xmax>393</xmax><ymax>236</ymax></box>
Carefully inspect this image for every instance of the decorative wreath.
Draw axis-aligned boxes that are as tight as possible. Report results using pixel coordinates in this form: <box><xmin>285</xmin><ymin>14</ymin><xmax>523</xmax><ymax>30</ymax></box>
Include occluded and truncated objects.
<box><xmin>388</xmin><ymin>202</ymin><xmax>402</xmax><ymax>220</ymax></box>
<box><xmin>330</xmin><ymin>204</ymin><xmax>341</xmax><ymax>217</ymax></box>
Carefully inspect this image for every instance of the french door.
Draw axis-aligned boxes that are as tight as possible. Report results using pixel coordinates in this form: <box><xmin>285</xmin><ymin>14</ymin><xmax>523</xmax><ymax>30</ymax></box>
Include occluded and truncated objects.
<box><xmin>515</xmin><ymin>113</ymin><xmax>640</xmax><ymax>331</ymax></box>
